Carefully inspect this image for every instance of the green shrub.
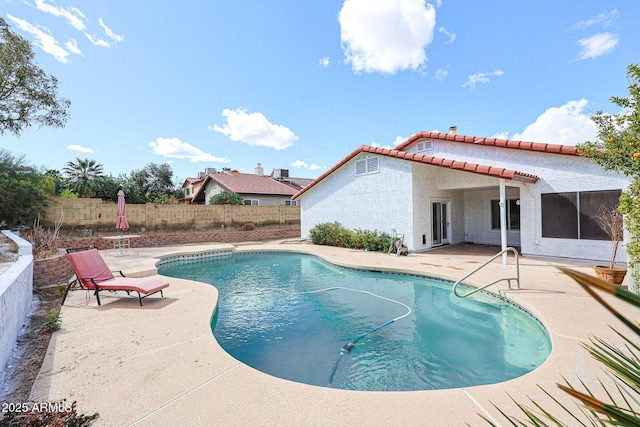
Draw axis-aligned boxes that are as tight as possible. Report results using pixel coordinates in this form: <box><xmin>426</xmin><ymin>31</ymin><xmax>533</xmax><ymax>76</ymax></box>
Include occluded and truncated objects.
<box><xmin>44</xmin><ymin>309</ymin><xmax>61</xmax><ymax>333</ymax></box>
<box><xmin>208</xmin><ymin>191</ymin><xmax>244</xmax><ymax>205</ymax></box>
<box><xmin>309</xmin><ymin>223</ymin><xmax>391</xmax><ymax>252</ymax></box>
<box><xmin>353</xmin><ymin>229</ymin><xmax>392</xmax><ymax>252</ymax></box>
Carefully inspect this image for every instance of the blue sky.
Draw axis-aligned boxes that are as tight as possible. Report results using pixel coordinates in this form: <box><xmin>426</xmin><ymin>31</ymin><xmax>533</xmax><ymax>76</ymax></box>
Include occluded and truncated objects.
<box><xmin>2</xmin><ymin>1</ymin><xmax>639</xmax><ymax>183</ymax></box>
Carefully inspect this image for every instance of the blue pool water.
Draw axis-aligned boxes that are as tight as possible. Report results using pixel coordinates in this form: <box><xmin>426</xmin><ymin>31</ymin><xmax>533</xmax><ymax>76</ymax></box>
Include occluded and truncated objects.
<box><xmin>159</xmin><ymin>252</ymin><xmax>551</xmax><ymax>391</ymax></box>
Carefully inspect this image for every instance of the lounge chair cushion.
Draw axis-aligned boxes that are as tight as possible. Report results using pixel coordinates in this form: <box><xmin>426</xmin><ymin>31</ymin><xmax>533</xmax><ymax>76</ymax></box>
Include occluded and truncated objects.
<box><xmin>67</xmin><ymin>248</ymin><xmax>169</xmax><ymax>305</ymax></box>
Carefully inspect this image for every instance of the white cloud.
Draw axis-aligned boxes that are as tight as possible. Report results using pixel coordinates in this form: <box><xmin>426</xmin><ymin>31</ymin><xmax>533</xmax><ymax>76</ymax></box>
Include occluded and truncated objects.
<box><xmin>65</xmin><ymin>38</ymin><xmax>81</xmax><ymax>55</ymax></box>
<box><xmin>370</xmin><ymin>141</ymin><xmax>393</xmax><ymax>149</ymax></box>
<box><xmin>319</xmin><ymin>57</ymin><xmax>330</xmax><ymax>68</ymax></box>
<box><xmin>84</xmin><ymin>33</ymin><xmax>110</xmax><ymax>47</ymax></box>
<box><xmin>66</xmin><ymin>144</ymin><xmax>93</xmax><ymax>153</ymax></box>
<box><xmin>148</xmin><ymin>137</ymin><xmax>231</xmax><ymax>163</ymax></box>
<box><xmin>462</xmin><ymin>69</ymin><xmax>504</xmax><ymax>90</ymax></box>
<box><xmin>434</xmin><ymin>68</ymin><xmax>448</xmax><ymax>81</ymax></box>
<box><xmin>32</xmin><ymin>1</ymin><xmax>122</xmax><ymax>49</ymax></box>
<box><xmin>438</xmin><ymin>26</ymin><xmax>456</xmax><ymax>44</ymax></box>
<box><xmin>577</xmin><ymin>33</ymin><xmax>618</xmax><ymax>59</ymax></box>
<box><xmin>210</xmin><ymin>108</ymin><xmax>298</xmax><ymax>150</ymax></box>
<box><xmin>338</xmin><ymin>0</ymin><xmax>436</xmax><ymax>74</ymax></box>
<box><xmin>491</xmin><ymin>131</ymin><xmax>510</xmax><ymax>140</ymax></box>
<box><xmin>291</xmin><ymin>160</ymin><xmax>322</xmax><ymax>170</ymax></box>
<box><xmin>511</xmin><ymin>99</ymin><xmax>597</xmax><ymax>145</ymax></box>
<box><xmin>571</xmin><ymin>9</ymin><xmax>618</xmax><ymax>30</ymax></box>
<box><xmin>34</xmin><ymin>0</ymin><xmax>87</xmax><ymax>32</ymax></box>
<box><xmin>392</xmin><ymin>136</ymin><xmax>408</xmax><ymax>146</ymax></box>
<box><xmin>6</xmin><ymin>14</ymin><xmax>70</xmax><ymax>63</ymax></box>
<box><xmin>99</xmin><ymin>18</ymin><xmax>124</xmax><ymax>43</ymax></box>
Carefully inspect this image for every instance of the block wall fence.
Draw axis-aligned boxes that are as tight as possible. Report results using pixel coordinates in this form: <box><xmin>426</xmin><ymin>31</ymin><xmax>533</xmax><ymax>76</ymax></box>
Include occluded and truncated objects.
<box><xmin>41</xmin><ymin>198</ymin><xmax>301</xmax><ymax>250</ymax></box>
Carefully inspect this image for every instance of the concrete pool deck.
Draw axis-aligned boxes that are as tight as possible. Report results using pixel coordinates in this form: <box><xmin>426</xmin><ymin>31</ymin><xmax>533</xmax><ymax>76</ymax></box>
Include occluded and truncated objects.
<box><xmin>29</xmin><ymin>241</ymin><xmax>640</xmax><ymax>426</ymax></box>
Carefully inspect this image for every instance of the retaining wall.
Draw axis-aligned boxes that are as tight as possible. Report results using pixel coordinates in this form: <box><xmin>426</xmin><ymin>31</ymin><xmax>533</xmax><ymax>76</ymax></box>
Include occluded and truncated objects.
<box><xmin>33</xmin><ymin>249</ymin><xmax>74</xmax><ymax>289</ymax></box>
<box><xmin>56</xmin><ymin>227</ymin><xmax>301</xmax><ymax>251</ymax></box>
<box><xmin>0</xmin><ymin>231</ymin><xmax>33</xmax><ymax>374</ymax></box>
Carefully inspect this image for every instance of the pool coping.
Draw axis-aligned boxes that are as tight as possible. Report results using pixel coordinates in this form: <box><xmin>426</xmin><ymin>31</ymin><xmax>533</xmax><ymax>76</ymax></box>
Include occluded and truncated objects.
<box><xmin>28</xmin><ymin>242</ymin><xmax>640</xmax><ymax>426</ymax></box>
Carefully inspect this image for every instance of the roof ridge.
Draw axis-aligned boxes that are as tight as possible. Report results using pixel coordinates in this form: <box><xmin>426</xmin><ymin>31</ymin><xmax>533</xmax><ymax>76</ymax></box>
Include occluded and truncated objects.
<box><xmin>394</xmin><ymin>131</ymin><xmax>580</xmax><ymax>156</ymax></box>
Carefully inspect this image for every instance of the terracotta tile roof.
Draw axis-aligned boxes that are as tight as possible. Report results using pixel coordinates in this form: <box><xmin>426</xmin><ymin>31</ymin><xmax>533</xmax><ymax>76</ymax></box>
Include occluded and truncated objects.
<box><xmin>208</xmin><ymin>171</ymin><xmax>298</xmax><ymax>196</ymax></box>
<box><xmin>292</xmin><ymin>145</ymin><xmax>540</xmax><ymax>200</ymax></box>
<box><xmin>394</xmin><ymin>131</ymin><xmax>581</xmax><ymax>156</ymax></box>
<box><xmin>181</xmin><ymin>177</ymin><xmax>204</xmax><ymax>188</ymax></box>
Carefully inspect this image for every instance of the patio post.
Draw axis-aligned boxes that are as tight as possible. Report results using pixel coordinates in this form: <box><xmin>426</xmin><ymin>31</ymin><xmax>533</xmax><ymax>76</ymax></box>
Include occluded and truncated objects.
<box><xmin>500</xmin><ymin>179</ymin><xmax>508</xmax><ymax>264</ymax></box>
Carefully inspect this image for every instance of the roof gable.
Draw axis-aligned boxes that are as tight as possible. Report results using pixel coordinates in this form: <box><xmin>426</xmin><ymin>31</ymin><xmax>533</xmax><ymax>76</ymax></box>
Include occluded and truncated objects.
<box><xmin>293</xmin><ymin>145</ymin><xmax>540</xmax><ymax>200</ymax></box>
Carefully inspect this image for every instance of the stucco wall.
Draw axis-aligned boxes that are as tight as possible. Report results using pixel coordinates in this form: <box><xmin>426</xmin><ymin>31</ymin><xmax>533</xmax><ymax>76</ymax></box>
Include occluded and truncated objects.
<box><xmin>0</xmin><ymin>231</ymin><xmax>33</xmax><ymax>375</ymax></box>
<box><xmin>406</xmin><ymin>141</ymin><xmax>631</xmax><ymax>262</ymax></box>
<box><xmin>299</xmin><ymin>154</ymin><xmax>414</xmax><ymax>247</ymax></box>
<box><xmin>463</xmin><ymin>187</ymin><xmax>522</xmax><ymax>247</ymax></box>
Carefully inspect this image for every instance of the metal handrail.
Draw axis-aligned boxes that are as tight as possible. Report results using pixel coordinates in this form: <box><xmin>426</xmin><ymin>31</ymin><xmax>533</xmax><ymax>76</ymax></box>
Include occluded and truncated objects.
<box><xmin>453</xmin><ymin>247</ymin><xmax>520</xmax><ymax>298</ymax></box>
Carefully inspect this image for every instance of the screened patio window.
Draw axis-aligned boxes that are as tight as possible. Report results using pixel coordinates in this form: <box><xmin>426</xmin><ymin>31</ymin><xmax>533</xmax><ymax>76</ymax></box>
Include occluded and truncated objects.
<box><xmin>541</xmin><ymin>190</ymin><xmax>621</xmax><ymax>240</ymax></box>
<box><xmin>491</xmin><ymin>199</ymin><xmax>520</xmax><ymax>230</ymax></box>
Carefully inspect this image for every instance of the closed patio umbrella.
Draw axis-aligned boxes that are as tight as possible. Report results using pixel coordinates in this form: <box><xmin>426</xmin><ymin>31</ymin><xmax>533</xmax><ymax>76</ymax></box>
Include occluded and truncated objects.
<box><xmin>116</xmin><ymin>190</ymin><xmax>129</xmax><ymax>255</ymax></box>
<box><xmin>116</xmin><ymin>190</ymin><xmax>129</xmax><ymax>236</ymax></box>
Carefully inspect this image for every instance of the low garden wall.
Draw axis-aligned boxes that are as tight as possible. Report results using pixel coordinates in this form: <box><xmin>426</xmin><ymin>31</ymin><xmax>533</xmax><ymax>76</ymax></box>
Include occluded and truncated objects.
<box><xmin>33</xmin><ymin>249</ymin><xmax>74</xmax><ymax>289</ymax></box>
<box><xmin>55</xmin><ymin>227</ymin><xmax>301</xmax><ymax>251</ymax></box>
<box><xmin>0</xmin><ymin>231</ymin><xmax>33</xmax><ymax>374</ymax></box>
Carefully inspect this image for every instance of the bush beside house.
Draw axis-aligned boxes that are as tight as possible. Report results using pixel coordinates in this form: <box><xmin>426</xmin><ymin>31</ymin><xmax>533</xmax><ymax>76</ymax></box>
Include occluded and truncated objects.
<box><xmin>309</xmin><ymin>222</ymin><xmax>391</xmax><ymax>252</ymax></box>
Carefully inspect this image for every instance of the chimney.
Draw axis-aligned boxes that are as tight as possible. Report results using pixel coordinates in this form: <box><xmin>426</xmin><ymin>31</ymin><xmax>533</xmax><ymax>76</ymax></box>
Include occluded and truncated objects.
<box><xmin>449</xmin><ymin>126</ymin><xmax>457</xmax><ymax>135</ymax></box>
<box><xmin>255</xmin><ymin>163</ymin><xmax>264</xmax><ymax>176</ymax></box>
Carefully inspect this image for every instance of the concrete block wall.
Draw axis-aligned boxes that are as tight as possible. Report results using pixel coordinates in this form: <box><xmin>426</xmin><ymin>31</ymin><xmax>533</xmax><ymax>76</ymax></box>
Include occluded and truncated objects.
<box><xmin>0</xmin><ymin>231</ymin><xmax>33</xmax><ymax>374</ymax></box>
<box><xmin>33</xmin><ymin>249</ymin><xmax>74</xmax><ymax>289</ymax></box>
<box><xmin>43</xmin><ymin>199</ymin><xmax>300</xmax><ymax>234</ymax></box>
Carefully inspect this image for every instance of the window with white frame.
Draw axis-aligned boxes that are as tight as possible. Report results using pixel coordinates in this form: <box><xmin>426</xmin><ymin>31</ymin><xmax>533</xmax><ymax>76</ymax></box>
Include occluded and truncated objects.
<box><xmin>491</xmin><ymin>199</ymin><xmax>520</xmax><ymax>230</ymax></box>
<box><xmin>243</xmin><ymin>199</ymin><xmax>259</xmax><ymax>206</ymax></box>
<box><xmin>285</xmin><ymin>200</ymin><xmax>297</xmax><ymax>206</ymax></box>
<box><xmin>355</xmin><ymin>156</ymin><xmax>379</xmax><ymax>176</ymax></box>
<box><xmin>416</xmin><ymin>140</ymin><xmax>433</xmax><ymax>152</ymax></box>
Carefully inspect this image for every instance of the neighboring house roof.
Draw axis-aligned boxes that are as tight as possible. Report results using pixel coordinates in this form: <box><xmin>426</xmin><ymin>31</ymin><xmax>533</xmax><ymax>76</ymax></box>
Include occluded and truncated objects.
<box><xmin>293</xmin><ymin>143</ymin><xmax>542</xmax><ymax>200</ymax></box>
<box><xmin>277</xmin><ymin>177</ymin><xmax>315</xmax><ymax>191</ymax></box>
<box><xmin>394</xmin><ymin>131</ymin><xmax>581</xmax><ymax>156</ymax></box>
<box><xmin>181</xmin><ymin>177</ymin><xmax>204</xmax><ymax>188</ymax></box>
<box><xmin>193</xmin><ymin>171</ymin><xmax>298</xmax><ymax>202</ymax></box>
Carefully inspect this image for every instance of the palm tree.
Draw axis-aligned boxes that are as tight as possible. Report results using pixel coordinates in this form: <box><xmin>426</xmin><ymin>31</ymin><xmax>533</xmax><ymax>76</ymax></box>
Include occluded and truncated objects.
<box><xmin>63</xmin><ymin>158</ymin><xmax>104</xmax><ymax>198</ymax></box>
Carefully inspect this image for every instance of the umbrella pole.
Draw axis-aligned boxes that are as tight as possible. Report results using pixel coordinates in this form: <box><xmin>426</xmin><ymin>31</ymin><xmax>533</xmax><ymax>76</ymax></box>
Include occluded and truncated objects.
<box><xmin>119</xmin><ymin>229</ymin><xmax>124</xmax><ymax>256</ymax></box>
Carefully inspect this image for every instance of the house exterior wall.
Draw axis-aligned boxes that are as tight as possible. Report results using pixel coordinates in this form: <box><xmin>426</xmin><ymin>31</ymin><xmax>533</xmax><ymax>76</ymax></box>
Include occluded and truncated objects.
<box><xmin>463</xmin><ymin>187</ymin><xmax>522</xmax><ymax>247</ymax></box>
<box><xmin>203</xmin><ymin>181</ymin><xmax>293</xmax><ymax>206</ymax></box>
<box><xmin>411</xmin><ymin>163</ymin><xmax>466</xmax><ymax>251</ymax></box>
<box><xmin>299</xmin><ymin>153</ymin><xmax>414</xmax><ymax>247</ymax></box>
<box><xmin>405</xmin><ymin>140</ymin><xmax>631</xmax><ymax>262</ymax></box>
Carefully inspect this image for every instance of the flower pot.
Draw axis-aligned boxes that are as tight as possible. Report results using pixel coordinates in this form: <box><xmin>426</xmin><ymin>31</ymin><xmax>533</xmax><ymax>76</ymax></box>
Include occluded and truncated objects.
<box><xmin>593</xmin><ymin>265</ymin><xmax>628</xmax><ymax>285</ymax></box>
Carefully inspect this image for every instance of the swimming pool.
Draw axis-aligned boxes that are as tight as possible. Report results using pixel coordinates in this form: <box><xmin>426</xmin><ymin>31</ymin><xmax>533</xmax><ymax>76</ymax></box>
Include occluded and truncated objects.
<box><xmin>159</xmin><ymin>251</ymin><xmax>551</xmax><ymax>391</ymax></box>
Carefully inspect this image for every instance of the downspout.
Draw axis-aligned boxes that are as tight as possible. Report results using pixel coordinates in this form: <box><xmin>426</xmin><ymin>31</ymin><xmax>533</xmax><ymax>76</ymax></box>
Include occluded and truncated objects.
<box><xmin>500</xmin><ymin>179</ymin><xmax>508</xmax><ymax>264</ymax></box>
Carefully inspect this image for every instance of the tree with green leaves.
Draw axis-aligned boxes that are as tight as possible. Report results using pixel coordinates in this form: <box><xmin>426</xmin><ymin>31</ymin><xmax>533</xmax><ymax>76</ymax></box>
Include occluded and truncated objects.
<box><xmin>120</xmin><ymin>163</ymin><xmax>179</xmax><ymax>204</ymax></box>
<box><xmin>0</xmin><ymin>17</ymin><xmax>70</xmax><ymax>137</ymax></box>
<box><xmin>63</xmin><ymin>158</ymin><xmax>104</xmax><ymax>198</ymax></box>
<box><xmin>208</xmin><ymin>190</ymin><xmax>244</xmax><ymax>205</ymax></box>
<box><xmin>0</xmin><ymin>149</ymin><xmax>50</xmax><ymax>226</ymax></box>
<box><xmin>578</xmin><ymin>63</ymin><xmax>640</xmax><ymax>283</ymax></box>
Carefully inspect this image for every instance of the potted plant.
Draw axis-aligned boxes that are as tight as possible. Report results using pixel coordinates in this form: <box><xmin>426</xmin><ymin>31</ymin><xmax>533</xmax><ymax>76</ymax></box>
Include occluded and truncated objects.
<box><xmin>592</xmin><ymin>203</ymin><xmax>627</xmax><ymax>285</ymax></box>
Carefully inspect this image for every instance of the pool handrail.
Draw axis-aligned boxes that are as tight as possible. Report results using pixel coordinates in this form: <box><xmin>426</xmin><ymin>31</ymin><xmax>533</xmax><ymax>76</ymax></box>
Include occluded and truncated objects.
<box><xmin>452</xmin><ymin>247</ymin><xmax>520</xmax><ymax>298</ymax></box>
